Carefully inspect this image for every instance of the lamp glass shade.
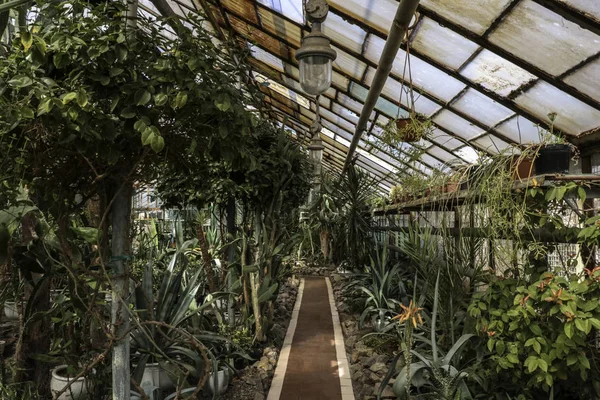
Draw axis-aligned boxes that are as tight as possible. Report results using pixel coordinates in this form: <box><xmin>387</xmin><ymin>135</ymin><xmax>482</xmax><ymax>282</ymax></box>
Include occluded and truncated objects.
<box><xmin>299</xmin><ymin>55</ymin><xmax>332</xmax><ymax>96</ymax></box>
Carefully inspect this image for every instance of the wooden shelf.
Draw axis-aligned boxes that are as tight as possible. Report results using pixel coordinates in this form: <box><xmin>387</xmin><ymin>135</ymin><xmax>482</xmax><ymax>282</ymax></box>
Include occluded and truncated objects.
<box><xmin>374</xmin><ymin>174</ymin><xmax>600</xmax><ymax>216</ymax></box>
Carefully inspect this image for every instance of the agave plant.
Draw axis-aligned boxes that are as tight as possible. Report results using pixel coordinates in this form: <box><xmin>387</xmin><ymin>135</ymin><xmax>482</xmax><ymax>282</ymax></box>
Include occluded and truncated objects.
<box><xmin>131</xmin><ymin>239</ymin><xmax>217</xmax><ymax>387</ymax></box>
<box><xmin>347</xmin><ymin>243</ymin><xmax>410</xmax><ymax>332</ymax></box>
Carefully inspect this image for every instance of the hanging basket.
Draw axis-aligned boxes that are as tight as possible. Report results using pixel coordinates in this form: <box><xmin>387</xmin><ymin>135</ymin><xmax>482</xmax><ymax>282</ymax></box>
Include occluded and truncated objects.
<box><xmin>386</xmin><ymin>114</ymin><xmax>432</xmax><ymax>144</ymax></box>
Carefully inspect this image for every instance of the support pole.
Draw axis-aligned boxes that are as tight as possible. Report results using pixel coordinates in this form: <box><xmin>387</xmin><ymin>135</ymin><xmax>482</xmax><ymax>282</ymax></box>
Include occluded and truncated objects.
<box><xmin>343</xmin><ymin>0</ymin><xmax>421</xmax><ymax>173</ymax></box>
<box><xmin>111</xmin><ymin>182</ymin><xmax>133</xmax><ymax>400</ymax></box>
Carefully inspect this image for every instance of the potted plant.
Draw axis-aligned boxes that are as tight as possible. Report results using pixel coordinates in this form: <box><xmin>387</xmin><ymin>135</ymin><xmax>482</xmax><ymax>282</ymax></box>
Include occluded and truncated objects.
<box><xmin>382</xmin><ymin>114</ymin><xmax>433</xmax><ymax>144</ymax></box>
<box><xmin>50</xmin><ymin>365</ymin><xmax>92</xmax><ymax>400</ymax></box>
<box><xmin>534</xmin><ymin>113</ymin><xmax>575</xmax><ymax>175</ymax></box>
<box><xmin>206</xmin><ymin>362</ymin><xmax>232</xmax><ymax>395</ymax></box>
<box><xmin>3</xmin><ymin>301</ymin><xmax>18</xmax><ymax>321</ymax></box>
<box><xmin>511</xmin><ymin>153</ymin><xmax>535</xmax><ymax>181</ymax></box>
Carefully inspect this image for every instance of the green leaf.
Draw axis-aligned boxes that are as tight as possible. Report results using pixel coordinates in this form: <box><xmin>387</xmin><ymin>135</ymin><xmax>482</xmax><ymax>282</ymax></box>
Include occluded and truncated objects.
<box><xmin>578</xmin><ymin>186</ymin><xmax>587</xmax><ymax>202</ymax></box>
<box><xmin>150</xmin><ymin>135</ymin><xmax>165</xmax><ymax>153</ymax></box>
<box><xmin>99</xmin><ymin>76</ymin><xmax>110</xmax><ymax>86</ymax></box>
<box><xmin>172</xmin><ymin>92</ymin><xmax>188</xmax><ymax>109</ymax></box>
<box><xmin>154</xmin><ymin>93</ymin><xmax>168</xmax><ymax>106</ymax></box>
<box><xmin>110</xmin><ymin>97</ymin><xmax>120</xmax><ymax>112</ymax></box>
<box><xmin>496</xmin><ymin>340</ymin><xmax>506</xmax><ymax>355</ymax></box>
<box><xmin>487</xmin><ymin>338</ymin><xmax>495</xmax><ymax>352</ymax></box>
<box><xmin>8</xmin><ymin>76</ymin><xmax>33</xmax><ymax>88</ymax></box>
<box><xmin>528</xmin><ymin>358</ymin><xmax>539</xmax><ymax>373</ymax></box>
<box><xmin>120</xmin><ymin>107</ymin><xmax>136</xmax><ymax>119</ymax></box>
<box><xmin>565</xmin><ymin>322</ymin><xmax>574</xmax><ymax>339</ymax></box>
<box><xmin>533</xmin><ymin>340</ymin><xmax>541</xmax><ymax>354</ymax></box>
<box><xmin>219</xmin><ymin>125</ymin><xmax>228</xmax><ymax>138</ymax></box>
<box><xmin>134</xmin><ymin>119</ymin><xmax>147</xmax><ymax>132</ymax></box>
<box><xmin>578</xmin><ymin>354</ymin><xmax>591</xmax><ymax>369</ymax></box>
<box><xmin>575</xmin><ymin>318</ymin><xmax>587</xmax><ymax>333</ymax></box>
<box><xmin>538</xmin><ymin>358</ymin><xmax>548</xmax><ymax>372</ymax></box>
<box><xmin>76</xmin><ymin>91</ymin><xmax>88</xmax><ymax>107</ymax></box>
<box><xmin>567</xmin><ymin>353</ymin><xmax>577</xmax><ymax>366</ymax></box>
<box><xmin>21</xmin><ymin>31</ymin><xmax>32</xmax><ymax>51</ymax></box>
<box><xmin>530</xmin><ymin>323</ymin><xmax>542</xmax><ymax>336</ymax></box>
<box><xmin>53</xmin><ymin>53</ymin><xmax>69</xmax><ymax>69</ymax></box>
<box><xmin>62</xmin><ymin>92</ymin><xmax>77</xmax><ymax>104</ymax></box>
<box><xmin>37</xmin><ymin>97</ymin><xmax>53</xmax><ymax>116</ymax></box>
<box><xmin>135</xmin><ymin>89</ymin><xmax>151</xmax><ymax>106</ymax></box>
<box><xmin>71</xmin><ymin>227</ymin><xmax>101</xmax><ymax>244</ymax></box>
<box><xmin>21</xmin><ymin>107</ymin><xmax>34</xmax><ymax>118</ymax></box>
<box><xmin>506</xmin><ymin>353</ymin><xmax>519</xmax><ymax>363</ymax></box>
<box><xmin>141</xmin><ymin>126</ymin><xmax>154</xmax><ymax>146</ymax></box>
<box><xmin>214</xmin><ymin>93</ymin><xmax>231</xmax><ymax>112</ymax></box>
<box><xmin>109</xmin><ymin>67</ymin><xmax>124</xmax><ymax>77</ymax></box>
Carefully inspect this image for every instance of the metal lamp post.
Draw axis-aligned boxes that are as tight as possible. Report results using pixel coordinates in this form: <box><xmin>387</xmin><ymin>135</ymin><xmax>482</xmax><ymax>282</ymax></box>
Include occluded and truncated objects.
<box><xmin>297</xmin><ymin>0</ymin><xmax>336</xmax><ymax>207</ymax></box>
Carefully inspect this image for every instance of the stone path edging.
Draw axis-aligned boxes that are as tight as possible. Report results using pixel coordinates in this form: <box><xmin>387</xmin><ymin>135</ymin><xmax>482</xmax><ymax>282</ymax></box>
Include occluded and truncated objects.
<box><xmin>265</xmin><ymin>278</ymin><xmax>305</xmax><ymax>400</ymax></box>
<box><xmin>326</xmin><ymin>277</ymin><xmax>356</xmax><ymax>400</ymax></box>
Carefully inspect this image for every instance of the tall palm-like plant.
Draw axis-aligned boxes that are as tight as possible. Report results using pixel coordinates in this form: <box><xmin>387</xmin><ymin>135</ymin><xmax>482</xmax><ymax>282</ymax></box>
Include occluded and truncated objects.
<box><xmin>332</xmin><ymin>165</ymin><xmax>379</xmax><ymax>268</ymax></box>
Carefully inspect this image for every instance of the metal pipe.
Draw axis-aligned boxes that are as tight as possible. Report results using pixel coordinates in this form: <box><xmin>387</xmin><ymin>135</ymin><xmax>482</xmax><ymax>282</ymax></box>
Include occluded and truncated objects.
<box><xmin>342</xmin><ymin>0</ymin><xmax>421</xmax><ymax>173</ymax></box>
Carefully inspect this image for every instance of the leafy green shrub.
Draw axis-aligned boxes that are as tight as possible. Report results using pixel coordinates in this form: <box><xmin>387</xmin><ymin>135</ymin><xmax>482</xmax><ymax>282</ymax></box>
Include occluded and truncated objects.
<box><xmin>468</xmin><ymin>270</ymin><xmax>600</xmax><ymax>398</ymax></box>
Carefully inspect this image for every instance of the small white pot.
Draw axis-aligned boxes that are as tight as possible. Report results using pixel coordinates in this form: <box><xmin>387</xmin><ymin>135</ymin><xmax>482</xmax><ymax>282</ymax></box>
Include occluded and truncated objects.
<box><xmin>3</xmin><ymin>302</ymin><xmax>18</xmax><ymax>321</ymax></box>
<box><xmin>141</xmin><ymin>363</ymin><xmax>175</xmax><ymax>392</ymax></box>
<box><xmin>50</xmin><ymin>365</ymin><xmax>89</xmax><ymax>400</ymax></box>
<box><xmin>207</xmin><ymin>368</ymin><xmax>231</xmax><ymax>395</ymax></box>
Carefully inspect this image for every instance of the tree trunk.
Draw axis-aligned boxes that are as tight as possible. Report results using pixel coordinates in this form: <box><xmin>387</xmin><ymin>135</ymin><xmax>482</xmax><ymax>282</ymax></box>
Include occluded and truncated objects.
<box><xmin>226</xmin><ymin>199</ymin><xmax>236</xmax><ymax>326</ymax></box>
<box><xmin>320</xmin><ymin>229</ymin><xmax>330</xmax><ymax>260</ymax></box>
<box><xmin>250</xmin><ymin>272</ymin><xmax>264</xmax><ymax>342</ymax></box>
<box><xmin>14</xmin><ymin>214</ymin><xmax>51</xmax><ymax>396</ymax></box>
<box><xmin>111</xmin><ymin>181</ymin><xmax>132</xmax><ymax>400</ymax></box>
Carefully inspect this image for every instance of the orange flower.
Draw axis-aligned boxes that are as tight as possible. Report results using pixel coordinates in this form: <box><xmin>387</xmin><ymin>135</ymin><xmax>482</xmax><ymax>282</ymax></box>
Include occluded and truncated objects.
<box><xmin>393</xmin><ymin>300</ymin><xmax>423</xmax><ymax>328</ymax></box>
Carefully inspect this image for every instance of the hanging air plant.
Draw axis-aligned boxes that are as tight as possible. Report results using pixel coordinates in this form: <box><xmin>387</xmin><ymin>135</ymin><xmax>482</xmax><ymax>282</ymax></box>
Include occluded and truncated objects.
<box><xmin>382</xmin><ymin>114</ymin><xmax>433</xmax><ymax>145</ymax></box>
<box><xmin>385</xmin><ymin>30</ymin><xmax>433</xmax><ymax>144</ymax></box>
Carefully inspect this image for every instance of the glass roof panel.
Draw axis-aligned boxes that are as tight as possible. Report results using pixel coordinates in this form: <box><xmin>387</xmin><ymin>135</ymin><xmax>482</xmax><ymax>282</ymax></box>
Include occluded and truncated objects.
<box><xmin>337</xmin><ymin>92</ymin><xmax>375</xmax><ymax>119</ymax></box>
<box><xmin>426</xmin><ymin>145</ymin><xmax>456</xmax><ymax>163</ymax></box>
<box><xmin>255</xmin><ymin>73</ymin><xmax>310</xmax><ymax>108</ymax></box>
<box><xmin>317</xmin><ymin>107</ymin><xmax>356</xmax><ymax>132</ymax></box>
<box><xmin>231</xmin><ymin>15</ymin><xmax>290</xmax><ymax>58</ymax></box>
<box><xmin>452</xmin><ymin>88</ymin><xmax>514</xmax><ymax>127</ymax></box>
<box><xmin>258</xmin><ymin>7</ymin><xmax>302</xmax><ymax>47</ymax></box>
<box><xmin>419</xmin><ymin>0</ymin><xmax>513</xmax><ymax>35</ymax></box>
<box><xmin>471</xmin><ymin>134</ymin><xmax>512</xmax><ymax>155</ymax></box>
<box><xmin>336</xmin><ymin>135</ymin><xmax>351</xmax><ymax>147</ymax></box>
<box><xmin>250</xmin><ymin>45</ymin><xmax>284</xmax><ymax>71</ymax></box>
<box><xmin>461</xmin><ymin>49</ymin><xmax>536</xmax><ymax>97</ymax></box>
<box><xmin>495</xmin><ymin>115</ymin><xmax>544</xmax><ymax>145</ymax></box>
<box><xmin>515</xmin><ymin>80</ymin><xmax>600</xmax><ymax>135</ymax></box>
<box><xmin>419</xmin><ymin>153</ymin><xmax>445</xmax><ymax>170</ymax></box>
<box><xmin>411</xmin><ymin>17</ymin><xmax>480</xmax><ymax>70</ymax></box>
<box><xmin>430</xmin><ymin>129</ymin><xmax>465</xmax><ymax>150</ymax></box>
<box><xmin>433</xmin><ymin>110</ymin><xmax>484</xmax><ymax>141</ymax></box>
<box><xmin>364</xmin><ymin>35</ymin><xmax>466</xmax><ymax>102</ymax></box>
<box><xmin>455</xmin><ymin>145</ymin><xmax>480</xmax><ymax>163</ymax></box>
<box><xmin>221</xmin><ymin>0</ymin><xmax>259</xmax><ymax>24</ymax></box>
<box><xmin>331</xmin><ymin>70</ymin><xmax>350</xmax><ymax>91</ymax></box>
<box><xmin>563</xmin><ymin>59</ymin><xmax>600</xmax><ymax>102</ymax></box>
<box><xmin>488</xmin><ymin>0</ymin><xmax>600</xmax><ymax>76</ymax></box>
<box><xmin>350</xmin><ymin>82</ymin><xmax>401</xmax><ymax>118</ymax></box>
<box><xmin>363</xmin><ymin>69</ymin><xmax>442</xmax><ymax>117</ymax></box>
<box><xmin>319</xmin><ymin>96</ymin><xmax>331</xmax><ymax>109</ymax></box>
<box><xmin>331</xmin><ymin>46</ymin><xmax>367</xmax><ymax>80</ymax></box>
<box><xmin>327</xmin><ymin>0</ymin><xmax>399</xmax><ymax>34</ymax></box>
<box><xmin>560</xmin><ymin>0</ymin><xmax>600</xmax><ymax>19</ymax></box>
<box><xmin>257</xmin><ymin>0</ymin><xmax>304</xmax><ymax>24</ymax></box>
<box><xmin>322</xmin><ymin>12</ymin><xmax>367</xmax><ymax>54</ymax></box>
<box><xmin>332</xmin><ymin>103</ymin><xmax>359</xmax><ymax>124</ymax></box>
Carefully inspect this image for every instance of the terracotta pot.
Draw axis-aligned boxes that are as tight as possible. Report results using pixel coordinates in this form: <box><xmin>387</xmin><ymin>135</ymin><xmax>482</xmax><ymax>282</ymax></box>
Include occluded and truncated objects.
<box><xmin>512</xmin><ymin>155</ymin><xmax>535</xmax><ymax>181</ymax></box>
<box><xmin>394</xmin><ymin>118</ymin><xmax>419</xmax><ymax>143</ymax></box>
<box><xmin>445</xmin><ymin>183</ymin><xmax>459</xmax><ymax>194</ymax></box>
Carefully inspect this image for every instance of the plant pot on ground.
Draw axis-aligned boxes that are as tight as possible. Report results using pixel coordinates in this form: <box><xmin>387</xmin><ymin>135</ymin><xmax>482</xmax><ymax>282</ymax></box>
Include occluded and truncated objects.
<box><xmin>535</xmin><ymin>144</ymin><xmax>572</xmax><ymax>175</ymax></box>
<box><xmin>205</xmin><ymin>367</ymin><xmax>232</xmax><ymax>395</ymax></box>
<box><xmin>3</xmin><ymin>301</ymin><xmax>18</xmax><ymax>321</ymax></box>
<box><xmin>50</xmin><ymin>365</ymin><xmax>91</xmax><ymax>400</ymax></box>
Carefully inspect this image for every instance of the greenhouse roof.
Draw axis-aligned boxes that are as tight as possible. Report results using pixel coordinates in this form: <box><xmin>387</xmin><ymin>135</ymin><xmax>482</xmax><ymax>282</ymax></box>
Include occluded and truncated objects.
<box><xmin>141</xmin><ymin>0</ymin><xmax>600</xmax><ymax>192</ymax></box>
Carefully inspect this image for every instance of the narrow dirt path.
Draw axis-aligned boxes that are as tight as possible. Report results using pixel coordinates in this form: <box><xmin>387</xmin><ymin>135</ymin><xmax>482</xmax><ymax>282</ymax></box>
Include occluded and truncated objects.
<box><xmin>267</xmin><ymin>276</ymin><xmax>354</xmax><ymax>400</ymax></box>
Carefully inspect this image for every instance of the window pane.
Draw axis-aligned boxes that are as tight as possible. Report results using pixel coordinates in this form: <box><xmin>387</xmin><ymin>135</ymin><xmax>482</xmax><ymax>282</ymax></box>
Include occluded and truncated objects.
<box><xmin>489</xmin><ymin>0</ymin><xmax>600</xmax><ymax>76</ymax></box>
<box><xmin>452</xmin><ymin>88</ymin><xmax>513</xmax><ymax>127</ymax></box>
<box><xmin>420</xmin><ymin>0</ymin><xmax>513</xmax><ymax>35</ymax></box>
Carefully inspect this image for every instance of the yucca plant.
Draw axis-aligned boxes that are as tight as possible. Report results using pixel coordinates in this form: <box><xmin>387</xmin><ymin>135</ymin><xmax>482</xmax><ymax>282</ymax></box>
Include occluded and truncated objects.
<box><xmin>346</xmin><ymin>243</ymin><xmax>410</xmax><ymax>332</ymax></box>
<box><xmin>131</xmin><ymin>239</ymin><xmax>216</xmax><ymax>388</ymax></box>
